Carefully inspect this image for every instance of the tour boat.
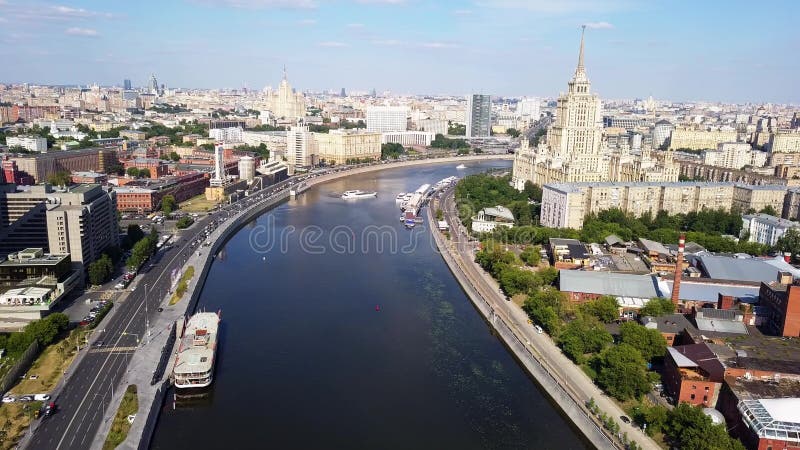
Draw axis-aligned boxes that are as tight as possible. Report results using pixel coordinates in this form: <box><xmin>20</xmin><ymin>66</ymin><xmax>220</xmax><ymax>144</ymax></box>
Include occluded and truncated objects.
<box><xmin>341</xmin><ymin>190</ymin><xmax>377</xmax><ymax>199</ymax></box>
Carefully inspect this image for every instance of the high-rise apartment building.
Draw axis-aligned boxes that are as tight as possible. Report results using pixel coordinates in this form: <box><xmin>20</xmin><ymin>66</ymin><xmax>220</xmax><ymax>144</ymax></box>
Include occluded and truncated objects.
<box><xmin>465</xmin><ymin>94</ymin><xmax>491</xmax><ymax>138</ymax></box>
<box><xmin>653</xmin><ymin>120</ymin><xmax>674</xmax><ymax>149</ymax></box>
<box><xmin>149</xmin><ymin>74</ymin><xmax>159</xmax><ymax>95</ymax></box>
<box><xmin>366</xmin><ymin>106</ymin><xmax>408</xmax><ymax>133</ymax></box>
<box><xmin>286</xmin><ymin>124</ymin><xmax>316</xmax><ymax>169</ymax></box>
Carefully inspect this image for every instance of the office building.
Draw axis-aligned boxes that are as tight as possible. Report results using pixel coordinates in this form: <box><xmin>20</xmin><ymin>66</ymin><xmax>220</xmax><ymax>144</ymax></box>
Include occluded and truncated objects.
<box><xmin>702</xmin><ymin>142</ymin><xmax>756</xmax><ymax>169</ymax></box>
<box><xmin>123</xmin><ymin>79</ymin><xmax>132</xmax><ymax>90</ymax></box>
<box><xmin>315</xmin><ymin>130</ymin><xmax>381</xmax><ymax>165</ymax></box>
<box><xmin>0</xmin><ymin>184</ymin><xmax>119</xmax><ymax>272</ymax></box>
<box><xmin>380</xmin><ymin>131</ymin><xmax>434</xmax><ymax>147</ymax></box>
<box><xmin>286</xmin><ymin>124</ymin><xmax>316</xmax><ymax>169</ymax></box>
<box><xmin>465</xmin><ymin>94</ymin><xmax>491</xmax><ymax>138</ymax></box>
<box><xmin>6</xmin><ymin>136</ymin><xmax>47</xmax><ymax>153</ymax></box>
<box><xmin>7</xmin><ymin>148</ymin><xmax>117</xmax><ymax>184</ymax></box>
<box><xmin>366</xmin><ymin>106</ymin><xmax>408</xmax><ymax>133</ymax></box>
<box><xmin>209</xmin><ymin>127</ymin><xmax>244</xmax><ymax>143</ymax></box>
<box><xmin>238</xmin><ymin>156</ymin><xmax>256</xmax><ymax>183</ymax></box>
<box><xmin>516</xmin><ymin>97</ymin><xmax>540</xmax><ymax>119</ymax></box>
<box><xmin>417</xmin><ymin>118</ymin><xmax>448</xmax><ymax>136</ymax></box>
<box><xmin>653</xmin><ymin>119</ymin><xmax>674</xmax><ymax>149</ymax></box>
<box><xmin>540</xmin><ymin>181</ymin><xmax>788</xmax><ymax>229</ymax></box>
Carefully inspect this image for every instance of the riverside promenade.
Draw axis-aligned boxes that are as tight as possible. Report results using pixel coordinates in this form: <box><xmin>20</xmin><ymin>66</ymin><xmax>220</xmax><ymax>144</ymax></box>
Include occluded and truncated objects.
<box><xmin>429</xmin><ymin>187</ymin><xmax>661</xmax><ymax>450</ymax></box>
<box><xmin>88</xmin><ymin>154</ymin><xmax>513</xmax><ymax>450</ymax></box>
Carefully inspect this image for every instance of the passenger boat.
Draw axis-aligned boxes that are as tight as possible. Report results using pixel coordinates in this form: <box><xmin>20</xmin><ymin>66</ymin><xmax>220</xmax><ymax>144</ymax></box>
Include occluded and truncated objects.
<box><xmin>172</xmin><ymin>311</ymin><xmax>221</xmax><ymax>389</ymax></box>
<box><xmin>341</xmin><ymin>190</ymin><xmax>378</xmax><ymax>199</ymax></box>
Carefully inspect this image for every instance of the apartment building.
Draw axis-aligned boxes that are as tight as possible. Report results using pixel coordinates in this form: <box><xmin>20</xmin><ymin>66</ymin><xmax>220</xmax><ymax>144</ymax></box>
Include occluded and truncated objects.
<box><xmin>315</xmin><ymin>130</ymin><xmax>381</xmax><ymax>165</ymax></box>
<box><xmin>669</xmin><ymin>127</ymin><xmax>739</xmax><ymax>150</ymax></box>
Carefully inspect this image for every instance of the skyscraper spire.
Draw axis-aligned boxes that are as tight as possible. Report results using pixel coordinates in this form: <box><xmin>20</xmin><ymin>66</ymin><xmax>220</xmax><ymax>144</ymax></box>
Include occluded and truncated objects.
<box><xmin>283</xmin><ymin>65</ymin><xmax>287</xmax><ymax>81</ymax></box>
<box><xmin>576</xmin><ymin>25</ymin><xmax>586</xmax><ymax>76</ymax></box>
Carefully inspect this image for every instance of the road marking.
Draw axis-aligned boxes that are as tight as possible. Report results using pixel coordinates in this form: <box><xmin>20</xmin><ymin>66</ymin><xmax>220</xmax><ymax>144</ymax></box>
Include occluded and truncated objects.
<box><xmin>88</xmin><ymin>346</ymin><xmax>138</xmax><ymax>354</ymax></box>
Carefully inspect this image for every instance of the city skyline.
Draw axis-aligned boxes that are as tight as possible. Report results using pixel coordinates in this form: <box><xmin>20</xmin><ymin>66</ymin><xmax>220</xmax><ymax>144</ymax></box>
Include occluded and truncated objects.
<box><xmin>0</xmin><ymin>0</ymin><xmax>799</xmax><ymax>103</ymax></box>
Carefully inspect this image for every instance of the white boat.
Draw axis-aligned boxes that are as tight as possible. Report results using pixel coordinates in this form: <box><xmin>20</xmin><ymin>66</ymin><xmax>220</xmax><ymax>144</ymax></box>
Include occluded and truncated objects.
<box><xmin>341</xmin><ymin>190</ymin><xmax>378</xmax><ymax>199</ymax></box>
<box><xmin>395</xmin><ymin>193</ymin><xmax>407</xmax><ymax>202</ymax></box>
<box><xmin>456</xmin><ymin>164</ymin><xmax>466</xmax><ymax>169</ymax></box>
<box><xmin>172</xmin><ymin>311</ymin><xmax>221</xmax><ymax>389</ymax></box>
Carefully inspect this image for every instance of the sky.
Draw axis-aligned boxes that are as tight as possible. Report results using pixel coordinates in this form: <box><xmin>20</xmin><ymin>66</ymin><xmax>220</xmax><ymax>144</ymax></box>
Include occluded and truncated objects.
<box><xmin>0</xmin><ymin>0</ymin><xmax>798</xmax><ymax>103</ymax></box>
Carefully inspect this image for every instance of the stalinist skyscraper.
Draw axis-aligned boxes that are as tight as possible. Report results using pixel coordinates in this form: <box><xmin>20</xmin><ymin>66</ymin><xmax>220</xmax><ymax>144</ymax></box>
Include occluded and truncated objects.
<box><xmin>265</xmin><ymin>67</ymin><xmax>306</xmax><ymax>120</ymax></box>
<box><xmin>512</xmin><ymin>27</ymin><xmax>678</xmax><ymax>190</ymax></box>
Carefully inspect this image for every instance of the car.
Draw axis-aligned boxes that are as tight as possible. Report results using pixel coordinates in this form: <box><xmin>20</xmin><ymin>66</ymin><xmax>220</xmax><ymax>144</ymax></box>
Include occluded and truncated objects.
<box><xmin>28</xmin><ymin>375</ymin><xmax>38</xmax><ymax>380</ymax></box>
<box><xmin>34</xmin><ymin>394</ymin><xmax>50</xmax><ymax>401</ymax></box>
<box><xmin>44</xmin><ymin>402</ymin><xmax>56</xmax><ymax>416</ymax></box>
<box><xmin>94</xmin><ymin>340</ymin><xmax>104</xmax><ymax>348</ymax></box>
<box><xmin>130</xmin><ymin>286</ymin><xmax>136</xmax><ymax>292</ymax></box>
<box><xmin>620</xmin><ymin>415</ymin><xmax>631</xmax><ymax>424</ymax></box>
<box><xmin>157</xmin><ymin>307</ymin><xmax>163</xmax><ymax>312</ymax></box>
<box><xmin>534</xmin><ymin>325</ymin><xmax>544</xmax><ymax>334</ymax></box>
<box><xmin>2</xmin><ymin>396</ymin><xmax>15</xmax><ymax>403</ymax></box>
<box><xmin>18</xmin><ymin>396</ymin><xmax>33</xmax><ymax>402</ymax></box>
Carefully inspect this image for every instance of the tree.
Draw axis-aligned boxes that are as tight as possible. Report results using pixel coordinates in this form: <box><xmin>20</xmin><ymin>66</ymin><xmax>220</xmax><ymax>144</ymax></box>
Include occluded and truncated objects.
<box><xmin>638</xmin><ymin>297</ymin><xmax>675</xmax><ymax>317</ymax></box>
<box><xmin>776</xmin><ymin>228</ymin><xmax>800</xmax><ymax>262</ymax></box>
<box><xmin>523</xmin><ymin>293</ymin><xmax>561</xmax><ymax>335</ymax></box>
<box><xmin>506</xmin><ymin>128</ymin><xmax>521</xmax><ymax>138</ymax></box>
<box><xmin>519</xmin><ymin>246</ymin><xmax>541</xmax><ymax>267</ymax></box>
<box><xmin>88</xmin><ymin>254</ymin><xmax>113</xmax><ymax>285</ymax></box>
<box><xmin>557</xmin><ymin>317</ymin><xmax>613</xmax><ymax>363</ymax></box>
<box><xmin>126</xmin><ymin>167</ymin><xmax>140</xmax><ymax>178</ymax></box>
<box><xmin>169</xmin><ymin>151</ymin><xmax>181</xmax><ymax>162</ymax></box>
<box><xmin>664</xmin><ymin>403</ymin><xmax>746</xmax><ymax>450</ymax></box>
<box><xmin>139</xmin><ymin>168</ymin><xmax>151</xmax><ymax>178</ymax></box>
<box><xmin>594</xmin><ymin>343</ymin><xmax>651</xmax><ymax>400</ymax></box>
<box><xmin>127</xmin><ymin>224</ymin><xmax>145</xmax><ymax>245</ymax></box>
<box><xmin>618</xmin><ymin>321</ymin><xmax>667</xmax><ymax>361</ymax></box>
<box><xmin>435</xmin><ymin>209</ymin><xmax>443</xmax><ymax>221</ymax></box>
<box><xmin>176</xmin><ymin>216</ymin><xmax>194</xmax><ymax>229</ymax></box>
<box><xmin>161</xmin><ymin>195</ymin><xmax>177</xmax><ymax>214</ymax></box>
<box><xmin>381</xmin><ymin>143</ymin><xmax>405</xmax><ymax>160</ymax></box>
<box><xmin>447</xmin><ymin>121</ymin><xmax>466</xmax><ymax>136</ymax></box>
<box><xmin>759</xmin><ymin>205</ymin><xmax>778</xmax><ymax>216</ymax></box>
<box><xmin>580</xmin><ymin>296</ymin><xmax>619</xmax><ymax>323</ymax></box>
<box><xmin>523</xmin><ymin>181</ymin><xmax>542</xmax><ymax>202</ymax></box>
<box><xmin>47</xmin><ymin>171</ymin><xmax>71</xmax><ymax>187</ymax></box>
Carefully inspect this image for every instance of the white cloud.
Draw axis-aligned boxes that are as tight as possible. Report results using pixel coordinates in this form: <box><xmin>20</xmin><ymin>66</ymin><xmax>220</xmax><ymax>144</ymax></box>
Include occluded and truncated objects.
<box><xmin>192</xmin><ymin>0</ymin><xmax>318</xmax><ymax>9</ymax></box>
<box><xmin>585</xmin><ymin>21</ymin><xmax>613</xmax><ymax>29</ymax></box>
<box><xmin>453</xmin><ymin>9</ymin><xmax>472</xmax><ymax>15</ymax></box>
<box><xmin>52</xmin><ymin>5</ymin><xmax>114</xmax><ymax>18</ymax></box>
<box><xmin>318</xmin><ymin>41</ymin><xmax>348</xmax><ymax>47</ymax></box>
<box><xmin>420</xmin><ymin>42</ymin><xmax>459</xmax><ymax>49</ymax></box>
<box><xmin>371</xmin><ymin>39</ymin><xmax>403</xmax><ymax>46</ymax></box>
<box><xmin>65</xmin><ymin>27</ymin><xmax>99</xmax><ymax>37</ymax></box>
<box><xmin>346</xmin><ymin>23</ymin><xmax>365</xmax><ymax>28</ymax></box>
<box><xmin>297</xmin><ymin>18</ymin><xmax>317</xmax><ymax>25</ymax></box>
<box><xmin>475</xmin><ymin>0</ymin><xmax>629</xmax><ymax>14</ymax></box>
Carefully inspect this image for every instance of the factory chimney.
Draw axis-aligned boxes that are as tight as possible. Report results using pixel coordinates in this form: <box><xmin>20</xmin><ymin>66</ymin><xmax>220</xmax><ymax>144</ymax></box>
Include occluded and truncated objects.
<box><xmin>671</xmin><ymin>234</ymin><xmax>685</xmax><ymax>307</ymax></box>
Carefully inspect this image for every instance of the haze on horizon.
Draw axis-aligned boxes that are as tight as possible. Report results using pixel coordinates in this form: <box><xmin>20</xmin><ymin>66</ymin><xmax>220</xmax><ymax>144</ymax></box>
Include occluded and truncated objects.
<box><xmin>0</xmin><ymin>0</ymin><xmax>798</xmax><ymax>104</ymax></box>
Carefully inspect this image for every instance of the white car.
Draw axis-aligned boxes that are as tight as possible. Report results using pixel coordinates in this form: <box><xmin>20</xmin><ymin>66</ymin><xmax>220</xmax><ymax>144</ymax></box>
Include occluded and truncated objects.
<box><xmin>2</xmin><ymin>396</ymin><xmax>15</xmax><ymax>403</ymax></box>
<box><xmin>33</xmin><ymin>394</ymin><xmax>50</xmax><ymax>401</ymax></box>
<box><xmin>130</xmin><ymin>286</ymin><xmax>136</xmax><ymax>292</ymax></box>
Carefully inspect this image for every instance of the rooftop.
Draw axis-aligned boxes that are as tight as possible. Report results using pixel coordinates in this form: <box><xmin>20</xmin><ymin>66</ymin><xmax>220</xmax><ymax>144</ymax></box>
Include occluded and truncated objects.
<box><xmin>696</xmin><ymin>254</ymin><xmax>786</xmax><ymax>283</ymax></box>
<box><xmin>559</xmin><ymin>270</ymin><xmax>661</xmax><ymax>299</ymax></box>
<box><xmin>739</xmin><ymin>398</ymin><xmax>800</xmax><ymax>444</ymax></box>
<box><xmin>743</xmin><ymin>213</ymin><xmax>800</xmax><ymax>229</ymax></box>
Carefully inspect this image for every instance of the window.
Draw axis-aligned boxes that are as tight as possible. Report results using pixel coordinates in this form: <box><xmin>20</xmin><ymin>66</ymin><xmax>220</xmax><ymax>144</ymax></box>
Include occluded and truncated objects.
<box><xmin>690</xmin><ymin>394</ymin><xmax>695</xmax><ymax>400</ymax></box>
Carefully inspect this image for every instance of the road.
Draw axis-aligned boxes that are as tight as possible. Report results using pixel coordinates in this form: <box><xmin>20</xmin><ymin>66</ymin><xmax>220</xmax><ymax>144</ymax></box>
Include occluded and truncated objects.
<box><xmin>436</xmin><ymin>186</ymin><xmax>661</xmax><ymax>450</ymax></box>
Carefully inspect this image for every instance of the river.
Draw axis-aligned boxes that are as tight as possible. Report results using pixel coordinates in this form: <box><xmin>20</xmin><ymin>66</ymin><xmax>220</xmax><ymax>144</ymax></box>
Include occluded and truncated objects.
<box><xmin>150</xmin><ymin>160</ymin><xmax>587</xmax><ymax>449</ymax></box>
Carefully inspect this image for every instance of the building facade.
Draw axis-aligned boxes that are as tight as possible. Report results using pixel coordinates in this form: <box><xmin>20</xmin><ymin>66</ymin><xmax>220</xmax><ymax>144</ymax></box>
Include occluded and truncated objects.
<box><xmin>669</xmin><ymin>127</ymin><xmax>739</xmax><ymax>151</ymax></box>
<box><xmin>465</xmin><ymin>94</ymin><xmax>491</xmax><ymax>138</ymax></box>
<box><xmin>265</xmin><ymin>69</ymin><xmax>306</xmax><ymax>120</ymax></box>
<box><xmin>541</xmin><ymin>181</ymin><xmax>789</xmax><ymax>229</ymax></box>
<box><xmin>366</xmin><ymin>106</ymin><xmax>408</xmax><ymax>133</ymax></box>
<box><xmin>315</xmin><ymin>130</ymin><xmax>381</xmax><ymax>165</ymax></box>
<box><xmin>380</xmin><ymin>131</ymin><xmax>434</xmax><ymax>147</ymax></box>
<box><xmin>741</xmin><ymin>213</ymin><xmax>800</xmax><ymax>246</ymax></box>
<box><xmin>6</xmin><ymin>136</ymin><xmax>47</xmax><ymax>153</ymax></box>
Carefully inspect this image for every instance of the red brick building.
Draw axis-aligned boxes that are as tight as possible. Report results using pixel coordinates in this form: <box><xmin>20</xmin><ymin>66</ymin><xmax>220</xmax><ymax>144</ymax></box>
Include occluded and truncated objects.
<box><xmin>759</xmin><ymin>277</ymin><xmax>800</xmax><ymax>337</ymax></box>
<box><xmin>123</xmin><ymin>158</ymin><xmax>169</xmax><ymax>179</ymax></box>
<box><xmin>114</xmin><ymin>172</ymin><xmax>208</xmax><ymax>213</ymax></box>
<box><xmin>664</xmin><ymin>343</ymin><xmax>725</xmax><ymax>407</ymax></box>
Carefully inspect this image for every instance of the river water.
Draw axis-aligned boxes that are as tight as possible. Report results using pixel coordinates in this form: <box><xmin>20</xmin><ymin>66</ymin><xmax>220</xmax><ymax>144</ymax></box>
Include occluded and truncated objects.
<box><xmin>151</xmin><ymin>161</ymin><xmax>587</xmax><ymax>449</ymax></box>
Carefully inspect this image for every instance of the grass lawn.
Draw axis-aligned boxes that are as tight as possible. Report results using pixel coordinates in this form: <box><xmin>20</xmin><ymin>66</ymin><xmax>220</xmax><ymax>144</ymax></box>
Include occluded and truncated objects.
<box><xmin>102</xmin><ymin>384</ymin><xmax>138</xmax><ymax>450</ymax></box>
<box><xmin>179</xmin><ymin>194</ymin><xmax>219</xmax><ymax>213</ymax></box>
<box><xmin>0</xmin><ymin>401</ymin><xmax>42</xmax><ymax>449</ymax></box>
<box><xmin>169</xmin><ymin>266</ymin><xmax>195</xmax><ymax>305</ymax></box>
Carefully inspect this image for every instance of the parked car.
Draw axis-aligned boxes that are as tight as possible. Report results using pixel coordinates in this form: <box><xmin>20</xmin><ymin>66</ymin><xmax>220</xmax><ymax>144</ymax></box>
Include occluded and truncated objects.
<box><xmin>18</xmin><ymin>396</ymin><xmax>33</xmax><ymax>402</ymax></box>
<box><xmin>2</xmin><ymin>396</ymin><xmax>15</xmax><ymax>403</ymax></box>
<box><xmin>34</xmin><ymin>394</ymin><xmax>50</xmax><ymax>401</ymax></box>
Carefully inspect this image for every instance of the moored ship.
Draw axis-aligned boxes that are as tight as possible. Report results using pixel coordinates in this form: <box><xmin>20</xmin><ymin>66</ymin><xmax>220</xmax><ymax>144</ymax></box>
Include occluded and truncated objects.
<box><xmin>172</xmin><ymin>311</ymin><xmax>221</xmax><ymax>389</ymax></box>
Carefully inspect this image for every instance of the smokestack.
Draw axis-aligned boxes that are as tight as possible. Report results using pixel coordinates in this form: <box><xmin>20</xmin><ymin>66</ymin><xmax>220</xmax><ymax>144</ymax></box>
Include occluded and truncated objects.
<box><xmin>671</xmin><ymin>234</ymin><xmax>685</xmax><ymax>307</ymax></box>
<box><xmin>214</xmin><ymin>144</ymin><xmax>223</xmax><ymax>181</ymax></box>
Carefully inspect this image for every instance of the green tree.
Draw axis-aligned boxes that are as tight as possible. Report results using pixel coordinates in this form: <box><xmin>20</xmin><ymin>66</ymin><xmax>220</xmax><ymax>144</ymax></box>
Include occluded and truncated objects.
<box><xmin>519</xmin><ymin>246</ymin><xmax>541</xmax><ymax>267</ymax></box>
<box><xmin>87</xmin><ymin>254</ymin><xmax>113</xmax><ymax>286</ymax></box>
<box><xmin>176</xmin><ymin>216</ymin><xmax>194</xmax><ymax>229</ymax></box>
<box><xmin>618</xmin><ymin>321</ymin><xmax>667</xmax><ymax>361</ymax></box>
<box><xmin>161</xmin><ymin>195</ymin><xmax>177</xmax><ymax>214</ymax></box>
<box><xmin>435</xmin><ymin>209</ymin><xmax>443</xmax><ymax>221</ymax></box>
<box><xmin>594</xmin><ymin>343</ymin><xmax>651</xmax><ymax>400</ymax></box>
<box><xmin>47</xmin><ymin>171</ymin><xmax>72</xmax><ymax>187</ymax></box>
<box><xmin>127</xmin><ymin>224</ymin><xmax>145</xmax><ymax>245</ymax></box>
<box><xmin>169</xmin><ymin>151</ymin><xmax>181</xmax><ymax>162</ymax></box>
<box><xmin>506</xmin><ymin>128</ymin><xmax>520</xmax><ymax>138</ymax></box>
<box><xmin>523</xmin><ymin>181</ymin><xmax>543</xmax><ymax>202</ymax></box>
<box><xmin>523</xmin><ymin>291</ymin><xmax>561</xmax><ymax>335</ymax></box>
<box><xmin>126</xmin><ymin>167</ymin><xmax>140</xmax><ymax>178</ymax></box>
<box><xmin>638</xmin><ymin>297</ymin><xmax>675</xmax><ymax>317</ymax></box>
<box><xmin>380</xmin><ymin>142</ymin><xmax>405</xmax><ymax>160</ymax></box>
<box><xmin>557</xmin><ymin>317</ymin><xmax>613</xmax><ymax>363</ymax></box>
<box><xmin>447</xmin><ymin>121</ymin><xmax>466</xmax><ymax>135</ymax></box>
<box><xmin>776</xmin><ymin>228</ymin><xmax>800</xmax><ymax>262</ymax></box>
<box><xmin>759</xmin><ymin>205</ymin><xmax>778</xmax><ymax>216</ymax></box>
<box><xmin>139</xmin><ymin>168</ymin><xmax>151</xmax><ymax>178</ymax></box>
<box><xmin>580</xmin><ymin>295</ymin><xmax>619</xmax><ymax>323</ymax></box>
<box><xmin>664</xmin><ymin>403</ymin><xmax>746</xmax><ymax>450</ymax></box>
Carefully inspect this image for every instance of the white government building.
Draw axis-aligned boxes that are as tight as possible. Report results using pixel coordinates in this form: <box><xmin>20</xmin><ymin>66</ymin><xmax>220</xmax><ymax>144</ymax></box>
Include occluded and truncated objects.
<box><xmin>366</xmin><ymin>106</ymin><xmax>409</xmax><ymax>133</ymax></box>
